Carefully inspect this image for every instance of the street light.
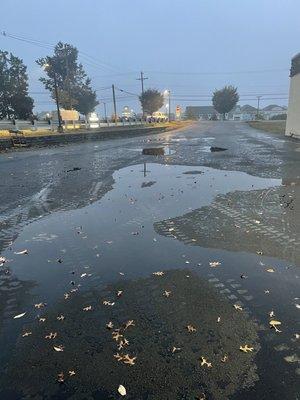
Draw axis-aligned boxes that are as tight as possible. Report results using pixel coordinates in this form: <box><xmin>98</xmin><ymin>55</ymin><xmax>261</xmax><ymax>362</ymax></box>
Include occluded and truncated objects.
<box><xmin>163</xmin><ymin>89</ymin><xmax>171</xmax><ymax>121</ymax></box>
<box><xmin>43</xmin><ymin>62</ymin><xmax>63</xmax><ymax>133</ymax></box>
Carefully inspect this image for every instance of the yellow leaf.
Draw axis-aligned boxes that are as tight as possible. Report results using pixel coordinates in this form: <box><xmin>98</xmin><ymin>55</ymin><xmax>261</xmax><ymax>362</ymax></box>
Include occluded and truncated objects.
<box><xmin>13</xmin><ymin>312</ymin><xmax>26</xmax><ymax>319</ymax></box>
<box><xmin>118</xmin><ymin>385</ymin><xmax>127</xmax><ymax>396</ymax></box>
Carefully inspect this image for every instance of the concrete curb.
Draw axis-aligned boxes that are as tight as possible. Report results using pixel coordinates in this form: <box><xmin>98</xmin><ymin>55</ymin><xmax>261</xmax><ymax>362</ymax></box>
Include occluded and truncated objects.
<box><xmin>0</xmin><ymin>125</ymin><xmax>168</xmax><ymax>151</ymax></box>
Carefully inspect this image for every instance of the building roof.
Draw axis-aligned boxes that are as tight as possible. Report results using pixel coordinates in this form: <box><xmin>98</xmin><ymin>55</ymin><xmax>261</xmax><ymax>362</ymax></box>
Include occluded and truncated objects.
<box><xmin>230</xmin><ymin>104</ymin><xmax>256</xmax><ymax>114</ymax></box>
<box><xmin>262</xmin><ymin>105</ymin><xmax>286</xmax><ymax>111</ymax></box>
<box><xmin>241</xmin><ymin>105</ymin><xmax>257</xmax><ymax>113</ymax></box>
<box><xmin>185</xmin><ymin>106</ymin><xmax>217</xmax><ymax>114</ymax></box>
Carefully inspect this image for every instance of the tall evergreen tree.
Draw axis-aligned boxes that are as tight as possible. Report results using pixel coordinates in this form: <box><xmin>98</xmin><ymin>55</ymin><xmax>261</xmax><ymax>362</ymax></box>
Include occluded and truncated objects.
<box><xmin>0</xmin><ymin>51</ymin><xmax>34</xmax><ymax>119</ymax></box>
<box><xmin>36</xmin><ymin>42</ymin><xmax>98</xmax><ymax>116</ymax></box>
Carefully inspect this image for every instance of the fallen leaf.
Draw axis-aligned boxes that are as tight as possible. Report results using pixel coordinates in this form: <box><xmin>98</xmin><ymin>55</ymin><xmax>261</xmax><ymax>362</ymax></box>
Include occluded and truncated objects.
<box><xmin>124</xmin><ymin>320</ymin><xmax>135</xmax><ymax>330</ymax></box>
<box><xmin>34</xmin><ymin>302</ymin><xmax>46</xmax><ymax>309</ymax></box>
<box><xmin>103</xmin><ymin>300</ymin><xmax>115</xmax><ymax>306</ymax></box>
<box><xmin>14</xmin><ymin>249</ymin><xmax>28</xmax><ymax>255</ymax></box>
<box><xmin>118</xmin><ymin>339</ymin><xmax>129</xmax><ymax>350</ymax></box>
<box><xmin>112</xmin><ymin>331</ymin><xmax>123</xmax><ymax>342</ymax></box>
<box><xmin>22</xmin><ymin>331</ymin><xmax>32</xmax><ymax>337</ymax></box>
<box><xmin>106</xmin><ymin>321</ymin><xmax>114</xmax><ymax>329</ymax></box>
<box><xmin>122</xmin><ymin>353</ymin><xmax>136</xmax><ymax>366</ymax></box>
<box><xmin>221</xmin><ymin>355</ymin><xmax>228</xmax><ymax>363</ymax></box>
<box><xmin>200</xmin><ymin>356</ymin><xmax>212</xmax><ymax>368</ymax></box>
<box><xmin>57</xmin><ymin>372</ymin><xmax>64</xmax><ymax>383</ymax></box>
<box><xmin>196</xmin><ymin>393</ymin><xmax>206</xmax><ymax>400</ymax></box>
<box><xmin>239</xmin><ymin>345</ymin><xmax>254</xmax><ymax>353</ymax></box>
<box><xmin>118</xmin><ymin>384</ymin><xmax>127</xmax><ymax>396</ymax></box>
<box><xmin>114</xmin><ymin>353</ymin><xmax>124</xmax><ymax>362</ymax></box>
<box><xmin>266</xmin><ymin>268</ymin><xmax>275</xmax><ymax>273</ymax></box>
<box><xmin>233</xmin><ymin>304</ymin><xmax>243</xmax><ymax>311</ymax></box>
<box><xmin>172</xmin><ymin>346</ymin><xmax>181</xmax><ymax>353</ymax></box>
<box><xmin>45</xmin><ymin>332</ymin><xmax>58</xmax><ymax>339</ymax></box>
<box><xmin>187</xmin><ymin>324</ymin><xmax>197</xmax><ymax>333</ymax></box>
<box><xmin>209</xmin><ymin>261</ymin><xmax>221</xmax><ymax>267</ymax></box>
<box><xmin>152</xmin><ymin>271</ymin><xmax>164</xmax><ymax>276</ymax></box>
<box><xmin>13</xmin><ymin>312</ymin><xmax>26</xmax><ymax>319</ymax></box>
<box><xmin>53</xmin><ymin>345</ymin><xmax>64</xmax><ymax>352</ymax></box>
<box><xmin>269</xmin><ymin>320</ymin><xmax>282</xmax><ymax>332</ymax></box>
<box><xmin>0</xmin><ymin>256</ymin><xmax>6</xmax><ymax>266</ymax></box>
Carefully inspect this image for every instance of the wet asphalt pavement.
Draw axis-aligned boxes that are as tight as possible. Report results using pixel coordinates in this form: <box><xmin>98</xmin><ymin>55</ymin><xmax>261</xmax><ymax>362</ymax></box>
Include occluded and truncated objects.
<box><xmin>0</xmin><ymin>121</ymin><xmax>299</xmax><ymax>399</ymax></box>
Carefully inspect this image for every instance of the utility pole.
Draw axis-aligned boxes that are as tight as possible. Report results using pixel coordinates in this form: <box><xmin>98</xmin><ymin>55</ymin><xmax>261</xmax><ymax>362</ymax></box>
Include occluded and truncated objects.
<box><xmin>137</xmin><ymin>71</ymin><xmax>148</xmax><ymax>94</ymax></box>
<box><xmin>112</xmin><ymin>84</ymin><xmax>117</xmax><ymax>126</ymax></box>
<box><xmin>64</xmin><ymin>44</ymin><xmax>72</xmax><ymax>109</ymax></box>
<box><xmin>103</xmin><ymin>102</ymin><xmax>107</xmax><ymax>123</ymax></box>
<box><xmin>102</xmin><ymin>102</ymin><xmax>109</xmax><ymax>126</ymax></box>
<box><xmin>168</xmin><ymin>90</ymin><xmax>171</xmax><ymax>122</ymax></box>
<box><xmin>53</xmin><ymin>72</ymin><xmax>63</xmax><ymax>133</ymax></box>
<box><xmin>256</xmin><ymin>95</ymin><xmax>262</xmax><ymax>119</ymax></box>
<box><xmin>137</xmin><ymin>72</ymin><xmax>148</xmax><ymax>119</ymax></box>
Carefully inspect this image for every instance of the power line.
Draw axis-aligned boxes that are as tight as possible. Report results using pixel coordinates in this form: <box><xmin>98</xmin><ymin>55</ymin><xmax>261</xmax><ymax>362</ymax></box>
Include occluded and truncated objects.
<box><xmin>144</xmin><ymin>68</ymin><xmax>288</xmax><ymax>76</ymax></box>
<box><xmin>0</xmin><ymin>30</ymin><xmax>128</xmax><ymax>74</ymax></box>
<box><xmin>115</xmin><ymin>87</ymin><xmax>139</xmax><ymax>97</ymax></box>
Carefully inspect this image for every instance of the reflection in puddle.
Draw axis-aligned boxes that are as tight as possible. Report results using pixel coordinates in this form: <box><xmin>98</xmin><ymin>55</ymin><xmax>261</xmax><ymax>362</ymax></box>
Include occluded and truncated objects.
<box><xmin>142</xmin><ymin>146</ymin><xmax>175</xmax><ymax>155</ymax></box>
<box><xmin>0</xmin><ymin>270</ymin><xmax>259</xmax><ymax>399</ymax></box>
<box><xmin>210</xmin><ymin>146</ymin><xmax>228</xmax><ymax>152</ymax></box>
<box><xmin>0</xmin><ymin>163</ymin><xmax>289</xmax><ymax>399</ymax></box>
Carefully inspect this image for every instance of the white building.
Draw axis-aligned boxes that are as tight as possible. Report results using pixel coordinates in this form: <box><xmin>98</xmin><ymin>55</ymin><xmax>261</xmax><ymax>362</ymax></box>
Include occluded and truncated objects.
<box><xmin>286</xmin><ymin>53</ymin><xmax>300</xmax><ymax>138</ymax></box>
<box><xmin>229</xmin><ymin>105</ymin><xmax>257</xmax><ymax>121</ymax></box>
<box><xmin>262</xmin><ymin>105</ymin><xmax>287</xmax><ymax>120</ymax></box>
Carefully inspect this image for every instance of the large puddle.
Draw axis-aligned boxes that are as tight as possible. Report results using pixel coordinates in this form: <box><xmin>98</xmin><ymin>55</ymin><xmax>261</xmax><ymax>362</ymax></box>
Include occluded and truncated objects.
<box><xmin>0</xmin><ymin>163</ymin><xmax>299</xmax><ymax>399</ymax></box>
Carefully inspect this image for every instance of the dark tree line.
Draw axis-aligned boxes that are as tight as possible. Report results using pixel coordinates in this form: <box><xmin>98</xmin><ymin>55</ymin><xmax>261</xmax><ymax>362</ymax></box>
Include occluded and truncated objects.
<box><xmin>36</xmin><ymin>42</ymin><xmax>98</xmax><ymax>117</ymax></box>
<box><xmin>0</xmin><ymin>42</ymin><xmax>99</xmax><ymax>120</ymax></box>
<box><xmin>0</xmin><ymin>51</ymin><xmax>34</xmax><ymax>119</ymax></box>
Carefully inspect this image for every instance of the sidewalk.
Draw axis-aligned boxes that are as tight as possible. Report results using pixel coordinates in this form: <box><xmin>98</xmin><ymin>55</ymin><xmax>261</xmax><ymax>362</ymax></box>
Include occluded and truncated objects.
<box><xmin>0</xmin><ymin>121</ymin><xmax>192</xmax><ymax>151</ymax></box>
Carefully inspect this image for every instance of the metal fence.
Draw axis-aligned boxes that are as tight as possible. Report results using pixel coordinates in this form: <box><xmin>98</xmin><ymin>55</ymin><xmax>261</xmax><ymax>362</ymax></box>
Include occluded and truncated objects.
<box><xmin>0</xmin><ymin>119</ymin><xmax>157</xmax><ymax>132</ymax></box>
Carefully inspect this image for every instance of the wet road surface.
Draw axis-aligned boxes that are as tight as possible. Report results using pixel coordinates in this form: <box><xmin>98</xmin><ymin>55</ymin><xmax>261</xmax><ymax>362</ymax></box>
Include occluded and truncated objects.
<box><xmin>0</xmin><ymin>121</ymin><xmax>299</xmax><ymax>399</ymax></box>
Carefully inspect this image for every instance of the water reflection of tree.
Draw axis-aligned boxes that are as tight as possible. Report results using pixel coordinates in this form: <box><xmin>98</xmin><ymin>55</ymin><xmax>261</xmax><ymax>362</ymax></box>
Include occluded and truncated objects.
<box><xmin>1</xmin><ymin>270</ymin><xmax>259</xmax><ymax>399</ymax></box>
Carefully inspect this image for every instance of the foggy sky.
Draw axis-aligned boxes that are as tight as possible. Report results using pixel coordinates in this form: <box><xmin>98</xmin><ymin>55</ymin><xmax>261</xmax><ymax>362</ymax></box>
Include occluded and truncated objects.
<box><xmin>1</xmin><ymin>0</ymin><xmax>299</xmax><ymax>116</ymax></box>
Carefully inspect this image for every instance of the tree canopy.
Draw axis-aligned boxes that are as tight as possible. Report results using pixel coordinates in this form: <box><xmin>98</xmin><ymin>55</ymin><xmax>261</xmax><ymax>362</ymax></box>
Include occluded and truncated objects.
<box><xmin>212</xmin><ymin>86</ymin><xmax>239</xmax><ymax>119</ymax></box>
<box><xmin>36</xmin><ymin>42</ymin><xmax>98</xmax><ymax>115</ymax></box>
<box><xmin>0</xmin><ymin>51</ymin><xmax>34</xmax><ymax>119</ymax></box>
<box><xmin>139</xmin><ymin>89</ymin><xmax>164</xmax><ymax>115</ymax></box>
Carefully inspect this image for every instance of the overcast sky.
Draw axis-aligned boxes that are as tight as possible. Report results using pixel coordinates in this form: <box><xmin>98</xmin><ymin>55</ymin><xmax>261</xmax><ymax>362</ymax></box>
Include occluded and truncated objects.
<box><xmin>1</xmin><ymin>0</ymin><xmax>299</xmax><ymax>115</ymax></box>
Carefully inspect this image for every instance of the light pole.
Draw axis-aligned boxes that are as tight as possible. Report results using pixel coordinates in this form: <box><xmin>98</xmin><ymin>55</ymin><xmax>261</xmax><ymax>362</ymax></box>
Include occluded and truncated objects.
<box><xmin>163</xmin><ymin>89</ymin><xmax>171</xmax><ymax>121</ymax></box>
<box><xmin>43</xmin><ymin>62</ymin><xmax>63</xmax><ymax>133</ymax></box>
<box><xmin>112</xmin><ymin>84</ymin><xmax>117</xmax><ymax>126</ymax></box>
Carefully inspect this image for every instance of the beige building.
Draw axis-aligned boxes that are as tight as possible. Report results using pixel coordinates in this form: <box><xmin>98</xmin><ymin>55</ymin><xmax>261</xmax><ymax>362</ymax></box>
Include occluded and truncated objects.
<box><xmin>286</xmin><ymin>53</ymin><xmax>300</xmax><ymax>138</ymax></box>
